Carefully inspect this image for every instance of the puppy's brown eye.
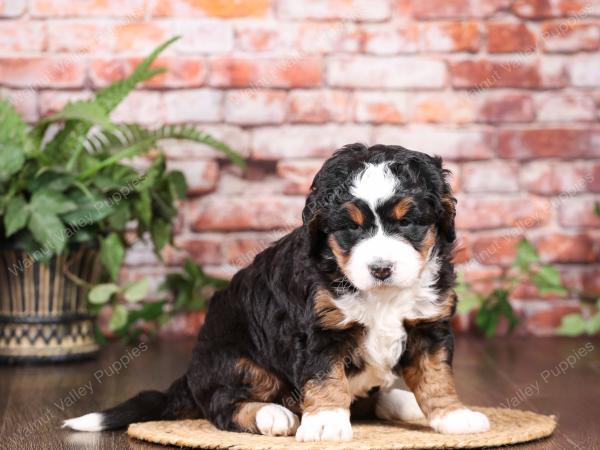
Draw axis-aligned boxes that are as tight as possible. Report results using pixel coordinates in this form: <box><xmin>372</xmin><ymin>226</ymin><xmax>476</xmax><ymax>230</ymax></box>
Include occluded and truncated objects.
<box><xmin>397</xmin><ymin>218</ymin><xmax>411</xmax><ymax>227</ymax></box>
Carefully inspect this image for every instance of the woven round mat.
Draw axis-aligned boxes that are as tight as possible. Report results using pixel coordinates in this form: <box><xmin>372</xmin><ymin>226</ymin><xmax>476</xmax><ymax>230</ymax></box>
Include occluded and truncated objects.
<box><xmin>127</xmin><ymin>407</ymin><xmax>556</xmax><ymax>449</ymax></box>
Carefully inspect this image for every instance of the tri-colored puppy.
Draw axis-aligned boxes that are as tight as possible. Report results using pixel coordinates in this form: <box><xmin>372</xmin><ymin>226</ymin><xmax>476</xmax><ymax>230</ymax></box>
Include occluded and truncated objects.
<box><xmin>64</xmin><ymin>144</ymin><xmax>490</xmax><ymax>441</ymax></box>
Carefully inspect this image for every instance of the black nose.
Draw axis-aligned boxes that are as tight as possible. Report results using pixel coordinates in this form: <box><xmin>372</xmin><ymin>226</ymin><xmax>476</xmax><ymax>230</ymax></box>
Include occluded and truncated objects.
<box><xmin>369</xmin><ymin>262</ymin><xmax>393</xmax><ymax>281</ymax></box>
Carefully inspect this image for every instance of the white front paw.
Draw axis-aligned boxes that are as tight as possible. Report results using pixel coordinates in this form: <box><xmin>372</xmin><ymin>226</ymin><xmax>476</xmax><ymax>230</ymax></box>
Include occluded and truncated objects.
<box><xmin>375</xmin><ymin>389</ymin><xmax>425</xmax><ymax>421</ymax></box>
<box><xmin>255</xmin><ymin>404</ymin><xmax>299</xmax><ymax>436</ymax></box>
<box><xmin>430</xmin><ymin>408</ymin><xmax>490</xmax><ymax>434</ymax></box>
<box><xmin>295</xmin><ymin>408</ymin><xmax>353</xmax><ymax>442</ymax></box>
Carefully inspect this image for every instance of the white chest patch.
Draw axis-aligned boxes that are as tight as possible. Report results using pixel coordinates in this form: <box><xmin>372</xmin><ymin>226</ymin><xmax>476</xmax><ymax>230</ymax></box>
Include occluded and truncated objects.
<box><xmin>334</xmin><ymin>256</ymin><xmax>442</xmax><ymax>398</ymax></box>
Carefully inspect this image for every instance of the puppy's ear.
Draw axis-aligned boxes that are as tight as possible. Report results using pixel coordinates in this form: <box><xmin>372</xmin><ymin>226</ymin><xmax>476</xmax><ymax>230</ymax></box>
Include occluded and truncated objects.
<box><xmin>439</xmin><ymin>195</ymin><xmax>456</xmax><ymax>243</ymax></box>
<box><xmin>307</xmin><ymin>211</ymin><xmax>327</xmax><ymax>258</ymax></box>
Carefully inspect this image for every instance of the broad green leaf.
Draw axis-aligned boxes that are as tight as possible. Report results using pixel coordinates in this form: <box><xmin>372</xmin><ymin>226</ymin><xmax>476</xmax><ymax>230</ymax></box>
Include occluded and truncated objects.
<box><xmin>27</xmin><ymin>171</ymin><xmax>74</xmax><ymax>192</ymax></box>
<box><xmin>133</xmin><ymin>190</ymin><xmax>152</xmax><ymax>228</ymax></box>
<box><xmin>585</xmin><ymin>313</ymin><xmax>600</xmax><ymax>335</ymax></box>
<box><xmin>136</xmin><ymin>155</ymin><xmax>165</xmax><ymax>192</ymax></box>
<box><xmin>108</xmin><ymin>201</ymin><xmax>131</xmax><ymax>230</ymax></box>
<box><xmin>533</xmin><ymin>265</ymin><xmax>566</xmax><ymax>294</ymax></box>
<box><xmin>4</xmin><ymin>195</ymin><xmax>29</xmax><ymax>237</ymax></box>
<box><xmin>557</xmin><ymin>313</ymin><xmax>588</xmax><ymax>336</ymax></box>
<box><xmin>0</xmin><ymin>143</ymin><xmax>25</xmax><ymax>182</ymax></box>
<box><xmin>89</xmin><ymin>283</ymin><xmax>119</xmax><ymax>305</ymax></box>
<box><xmin>109</xmin><ymin>304</ymin><xmax>128</xmax><ymax>331</ymax></box>
<box><xmin>151</xmin><ymin>219</ymin><xmax>171</xmax><ymax>253</ymax></box>
<box><xmin>30</xmin><ymin>191</ymin><xmax>77</xmax><ymax>215</ymax></box>
<box><xmin>513</xmin><ymin>239</ymin><xmax>539</xmax><ymax>270</ymax></box>
<box><xmin>100</xmin><ymin>233</ymin><xmax>124</xmax><ymax>281</ymax></box>
<box><xmin>128</xmin><ymin>300</ymin><xmax>166</xmax><ymax>323</ymax></box>
<box><xmin>167</xmin><ymin>170</ymin><xmax>187</xmax><ymax>199</ymax></box>
<box><xmin>123</xmin><ymin>279</ymin><xmax>150</xmax><ymax>303</ymax></box>
<box><xmin>27</xmin><ymin>211</ymin><xmax>66</xmax><ymax>254</ymax></box>
<box><xmin>0</xmin><ymin>99</ymin><xmax>27</xmax><ymax>181</ymax></box>
<box><xmin>62</xmin><ymin>189</ymin><xmax>113</xmax><ymax>226</ymax></box>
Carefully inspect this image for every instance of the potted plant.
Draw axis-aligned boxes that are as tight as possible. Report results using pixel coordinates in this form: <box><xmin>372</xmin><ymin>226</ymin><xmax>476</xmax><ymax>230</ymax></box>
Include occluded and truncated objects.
<box><xmin>0</xmin><ymin>37</ymin><xmax>243</xmax><ymax>363</ymax></box>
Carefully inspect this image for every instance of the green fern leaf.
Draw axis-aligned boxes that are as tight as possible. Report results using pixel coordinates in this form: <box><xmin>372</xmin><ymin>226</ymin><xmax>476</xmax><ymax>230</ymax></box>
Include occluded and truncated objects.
<box><xmin>78</xmin><ymin>123</ymin><xmax>244</xmax><ymax>179</ymax></box>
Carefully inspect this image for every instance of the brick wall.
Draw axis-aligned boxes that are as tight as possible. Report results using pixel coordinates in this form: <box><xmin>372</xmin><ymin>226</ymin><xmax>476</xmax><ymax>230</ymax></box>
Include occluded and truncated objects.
<box><xmin>1</xmin><ymin>0</ymin><xmax>599</xmax><ymax>336</ymax></box>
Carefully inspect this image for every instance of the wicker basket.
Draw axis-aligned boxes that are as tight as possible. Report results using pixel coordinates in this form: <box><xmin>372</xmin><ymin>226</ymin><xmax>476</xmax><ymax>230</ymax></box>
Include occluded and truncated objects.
<box><xmin>0</xmin><ymin>246</ymin><xmax>102</xmax><ymax>363</ymax></box>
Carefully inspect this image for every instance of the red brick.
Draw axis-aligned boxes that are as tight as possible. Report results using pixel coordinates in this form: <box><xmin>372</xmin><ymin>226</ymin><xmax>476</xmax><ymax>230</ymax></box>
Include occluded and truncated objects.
<box><xmin>422</xmin><ymin>21</ymin><xmax>480</xmax><ymax>52</ymax></box>
<box><xmin>252</xmin><ymin>125</ymin><xmax>370</xmax><ymax>159</ymax></box>
<box><xmin>374</xmin><ymin>125</ymin><xmax>494</xmax><ymax>161</ymax></box>
<box><xmin>453</xmin><ymin>233</ymin><xmax>472</xmax><ymax>264</ymax></box>
<box><xmin>0</xmin><ymin>0</ymin><xmax>26</xmax><ymax>16</ymax></box>
<box><xmin>235</xmin><ymin>23</ymin><xmax>284</xmax><ymax>52</ymax></box>
<box><xmin>169</xmin><ymin>235</ymin><xmax>225</xmax><ymax>265</ymax></box>
<box><xmin>497</xmin><ymin>128</ymin><xmax>592</xmax><ymax>159</ymax></box>
<box><xmin>462</xmin><ymin>161</ymin><xmax>520</xmax><ymax>193</ymax></box>
<box><xmin>459</xmin><ymin>265</ymin><xmax>504</xmax><ymax>283</ymax></box>
<box><xmin>174</xmin><ymin>21</ymin><xmax>234</xmax><ymax>53</ymax></box>
<box><xmin>477</xmin><ymin>92</ymin><xmax>535</xmax><ymax>123</ymax></box>
<box><xmin>360</xmin><ymin>24</ymin><xmax>419</xmax><ymax>54</ymax></box>
<box><xmin>90</xmin><ymin>57</ymin><xmax>206</xmax><ymax>88</ymax></box>
<box><xmin>354</xmin><ymin>92</ymin><xmax>409</xmax><ymax>124</ymax></box>
<box><xmin>412</xmin><ymin>0</ymin><xmax>477</xmax><ymax>18</ymax></box>
<box><xmin>0</xmin><ymin>21</ymin><xmax>45</xmax><ymax>52</ymax></box>
<box><xmin>487</xmin><ymin>23</ymin><xmax>537</xmax><ymax>53</ymax></box>
<box><xmin>224</xmin><ymin>233</ymin><xmax>281</xmax><ymax>267</ymax></box>
<box><xmin>0</xmin><ymin>57</ymin><xmax>86</xmax><ymax>88</ymax></box>
<box><xmin>153</xmin><ymin>0</ymin><xmax>270</xmax><ymax>17</ymax></box>
<box><xmin>411</xmin><ymin>93</ymin><xmax>476</xmax><ymax>124</ymax></box>
<box><xmin>1</xmin><ymin>88</ymin><xmax>38</xmax><ymax>122</ymax></box>
<box><xmin>296</xmin><ymin>22</ymin><xmax>361</xmax><ymax>54</ymax></box>
<box><xmin>521</xmin><ymin>161</ymin><xmax>597</xmax><ymax>195</ymax></box>
<box><xmin>163</xmin><ymin>89</ymin><xmax>223</xmax><ymax>123</ymax></box>
<box><xmin>167</xmin><ymin>160</ymin><xmax>220</xmax><ymax>194</ymax></box>
<box><xmin>450</xmin><ymin>59</ymin><xmax>566</xmax><ymax>89</ymax></box>
<box><xmin>525</xmin><ymin>305</ymin><xmax>581</xmax><ymax>337</ymax></box>
<box><xmin>276</xmin><ymin>159</ymin><xmax>324</xmax><ymax>195</ymax></box>
<box><xmin>114</xmin><ymin>22</ymin><xmax>168</xmax><ymax>53</ymax></box>
<box><xmin>559</xmin><ymin>198</ymin><xmax>600</xmax><ymax>228</ymax></box>
<box><xmin>191</xmin><ymin>196</ymin><xmax>304</xmax><ymax>231</ymax></box>
<box><xmin>456</xmin><ymin>195</ymin><xmax>551</xmax><ymax>230</ymax></box>
<box><xmin>327</xmin><ymin>56</ymin><xmax>447</xmax><ymax>89</ymax></box>
<box><xmin>288</xmin><ymin>90</ymin><xmax>350</xmax><ymax>123</ymax></box>
<box><xmin>224</xmin><ymin>90</ymin><xmax>286</xmax><ymax>125</ymax></box>
<box><xmin>47</xmin><ymin>21</ymin><xmax>115</xmax><ymax>53</ymax></box>
<box><xmin>112</xmin><ymin>91</ymin><xmax>162</xmax><ymax>124</ymax></box>
<box><xmin>209</xmin><ymin>57</ymin><xmax>322</xmax><ymax>88</ymax></box>
<box><xmin>535</xmin><ymin>233</ymin><xmax>599</xmax><ymax>263</ymax></box>
<box><xmin>541</xmin><ymin>21</ymin><xmax>600</xmax><ymax>52</ymax></box>
<box><xmin>471</xmin><ymin>232</ymin><xmax>524</xmax><ymax>265</ymax></box>
<box><xmin>535</xmin><ymin>92</ymin><xmax>596</xmax><ymax>121</ymax></box>
<box><xmin>31</xmin><ymin>0</ymin><xmax>145</xmax><ymax>17</ymax></box>
<box><xmin>512</xmin><ymin>0</ymin><xmax>587</xmax><ymax>18</ymax></box>
<box><xmin>278</xmin><ymin>0</ymin><xmax>390</xmax><ymax>21</ymax></box>
<box><xmin>569</xmin><ymin>54</ymin><xmax>600</xmax><ymax>87</ymax></box>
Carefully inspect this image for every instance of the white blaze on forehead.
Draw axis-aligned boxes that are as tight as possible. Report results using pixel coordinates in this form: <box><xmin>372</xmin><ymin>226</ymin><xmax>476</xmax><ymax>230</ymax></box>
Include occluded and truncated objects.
<box><xmin>350</xmin><ymin>162</ymin><xmax>397</xmax><ymax>208</ymax></box>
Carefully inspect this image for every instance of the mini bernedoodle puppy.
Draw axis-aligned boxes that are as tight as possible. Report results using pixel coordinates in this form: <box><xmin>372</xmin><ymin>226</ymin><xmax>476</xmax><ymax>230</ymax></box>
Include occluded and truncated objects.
<box><xmin>64</xmin><ymin>144</ymin><xmax>490</xmax><ymax>441</ymax></box>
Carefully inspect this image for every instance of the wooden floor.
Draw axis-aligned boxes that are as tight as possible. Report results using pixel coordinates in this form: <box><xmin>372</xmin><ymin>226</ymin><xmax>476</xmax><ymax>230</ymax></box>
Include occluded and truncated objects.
<box><xmin>1</xmin><ymin>337</ymin><xmax>598</xmax><ymax>450</ymax></box>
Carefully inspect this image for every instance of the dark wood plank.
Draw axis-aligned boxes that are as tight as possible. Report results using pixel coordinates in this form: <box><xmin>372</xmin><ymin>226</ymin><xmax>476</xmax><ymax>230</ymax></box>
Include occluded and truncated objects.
<box><xmin>1</xmin><ymin>336</ymin><xmax>598</xmax><ymax>449</ymax></box>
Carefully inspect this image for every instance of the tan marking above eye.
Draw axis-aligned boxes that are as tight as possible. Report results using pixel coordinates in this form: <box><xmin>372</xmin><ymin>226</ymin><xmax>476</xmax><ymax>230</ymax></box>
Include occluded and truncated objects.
<box><xmin>392</xmin><ymin>197</ymin><xmax>414</xmax><ymax>220</ymax></box>
<box><xmin>345</xmin><ymin>202</ymin><xmax>365</xmax><ymax>226</ymax></box>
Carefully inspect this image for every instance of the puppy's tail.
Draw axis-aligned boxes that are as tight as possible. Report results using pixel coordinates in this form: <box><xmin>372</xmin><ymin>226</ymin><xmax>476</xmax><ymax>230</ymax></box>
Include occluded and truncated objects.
<box><xmin>62</xmin><ymin>376</ymin><xmax>195</xmax><ymax>432</ymax></box>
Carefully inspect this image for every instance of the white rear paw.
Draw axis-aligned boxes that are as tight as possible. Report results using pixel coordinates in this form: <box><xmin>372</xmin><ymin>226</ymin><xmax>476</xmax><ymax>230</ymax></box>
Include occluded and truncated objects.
<box><xmin>430</xmin><ymin>408</ymin><xmax>490</xmax><ymax>434</ymax></box>
<box><xmin>295</xmin><ymin>408</ymin><xmax>352</xmax><ymax>442</ymax></box>
<box><xmin>256</xmin><ymin>404</ymin><xmax>299</xmax><ymax>436</ymax></box>
<box><xmin>375</xmin><ymin>389</ymin><xmax>425</xmax><ymax>421</ymax></box>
